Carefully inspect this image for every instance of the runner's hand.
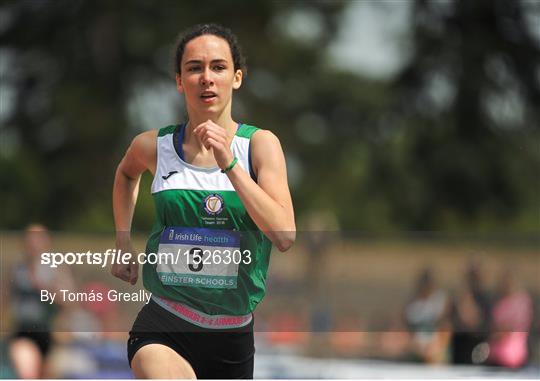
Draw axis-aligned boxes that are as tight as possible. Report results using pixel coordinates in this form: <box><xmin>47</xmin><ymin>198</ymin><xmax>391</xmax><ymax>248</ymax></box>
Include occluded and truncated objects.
<box><xmin>193</xmin><ymin>120</ymin><xmax>234</xmax><ymax>170</ymax></box>
<box><xmin>111</xmin><ymin>240</ymin><xmax>139</xmax><ymax>285</ymax></box>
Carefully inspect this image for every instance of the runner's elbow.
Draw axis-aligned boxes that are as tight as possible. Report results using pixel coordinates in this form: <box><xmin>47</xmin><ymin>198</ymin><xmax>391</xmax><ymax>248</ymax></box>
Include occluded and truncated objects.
<box><xmin>274</xmin><ymin>230</ymin><xmax>296</xmax><ymax>252</ymax></box>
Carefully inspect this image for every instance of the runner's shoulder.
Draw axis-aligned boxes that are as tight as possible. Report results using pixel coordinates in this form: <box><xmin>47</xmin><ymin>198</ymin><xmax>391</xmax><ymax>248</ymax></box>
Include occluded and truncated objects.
<box><xmin>251</xmin><ymin>128</ymin><xmax>281</xmax><ymax>147</ymax></box>
<box><xmin>250</xmin><ymin>129</ymin><xmax>284</xmax><ymax>173</ymax></box>
<box><xmin>130</xmin><ymin>129</ymin><xmax>158</xmax><ymax>157</ymax></box>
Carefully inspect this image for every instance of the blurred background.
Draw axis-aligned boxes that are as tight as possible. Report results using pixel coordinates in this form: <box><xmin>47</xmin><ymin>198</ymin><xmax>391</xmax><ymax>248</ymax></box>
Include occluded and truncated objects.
<box><xmin>0</xmin><ymin>0</ymin><xmax>539</xmax><ymax>378</ymax></box>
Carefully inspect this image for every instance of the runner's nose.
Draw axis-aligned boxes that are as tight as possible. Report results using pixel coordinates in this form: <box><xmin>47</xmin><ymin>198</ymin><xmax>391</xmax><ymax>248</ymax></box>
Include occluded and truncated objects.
<box><xmin>201</xmin><ymin>68</ymin><xmax>213</xmax><ymax>86</ymax></box>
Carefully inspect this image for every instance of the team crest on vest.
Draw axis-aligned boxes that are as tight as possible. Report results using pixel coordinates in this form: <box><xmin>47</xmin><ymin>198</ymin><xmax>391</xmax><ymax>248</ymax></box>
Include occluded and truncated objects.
<box><xmin>203</xmin><ymin>194</ymin><xmax>224</xmax><ymax>215</ymax></box>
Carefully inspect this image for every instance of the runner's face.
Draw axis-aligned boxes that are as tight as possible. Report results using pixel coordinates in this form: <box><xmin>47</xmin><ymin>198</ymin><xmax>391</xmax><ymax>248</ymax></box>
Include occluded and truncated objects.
<box><xmin>176</xmin><ymin>35</ymin><xmax>242</xmax><ymax>116</ymax></box>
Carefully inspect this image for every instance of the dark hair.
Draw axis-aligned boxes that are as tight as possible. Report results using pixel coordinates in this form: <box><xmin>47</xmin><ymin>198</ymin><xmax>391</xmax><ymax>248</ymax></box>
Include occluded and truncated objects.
<box><xmin>174</xmin><ymin>23</ymin><xmax>247</xmax><ymax>76</ymax></box>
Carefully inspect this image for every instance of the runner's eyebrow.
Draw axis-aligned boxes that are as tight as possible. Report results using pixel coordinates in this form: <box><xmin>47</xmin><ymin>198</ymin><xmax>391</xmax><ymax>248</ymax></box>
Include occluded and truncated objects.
<box><xmin>184</xmin><ymin>59</ymin><xmax>228</xmax><ymax>66</ymax></box>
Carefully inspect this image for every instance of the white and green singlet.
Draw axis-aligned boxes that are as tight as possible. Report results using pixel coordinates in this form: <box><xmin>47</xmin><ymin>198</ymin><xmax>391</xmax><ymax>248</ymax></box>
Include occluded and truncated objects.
<box><xmin>143</xmin><ymin>123</ymin><xmax>272</xmax><ymax>319</ymax></box>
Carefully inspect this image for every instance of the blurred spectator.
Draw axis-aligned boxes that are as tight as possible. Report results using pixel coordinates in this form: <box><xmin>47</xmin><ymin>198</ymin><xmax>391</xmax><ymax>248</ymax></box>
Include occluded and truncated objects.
<box><xmin>7</xmin><ymin>224</ymin><xmax>74</xmax><ymax>378</ymax></box>
<box><xmin>488</xmin><ymin>269</ymin><xmax>533</xmax><ymax>369</ymax></box>
<box><xmin>450</xmin><ymin>260</ymin><xmax>491</xmax><ymax>364</ymax></box>
<box><xmin>404</xmin><ymin>268</ymin><xmax>451</xmax><ymax>364</ymax></box>
<box><xmin>49</xmin><ymin>282</ymin><xmax>130</xmax><ymax>378</ymax></box>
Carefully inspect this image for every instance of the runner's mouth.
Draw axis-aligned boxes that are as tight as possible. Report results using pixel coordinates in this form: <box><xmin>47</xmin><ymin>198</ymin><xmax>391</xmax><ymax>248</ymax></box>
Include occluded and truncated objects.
<box><xmin>200</xmin><ymin>91</ymin><xmax>217</xmax><ymax>100</ymax></box>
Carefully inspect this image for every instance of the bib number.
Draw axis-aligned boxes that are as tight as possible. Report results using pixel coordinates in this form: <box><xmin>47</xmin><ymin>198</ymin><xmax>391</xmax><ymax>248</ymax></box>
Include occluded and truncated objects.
<box><xmin>155</xmin><ymin>227</ymin><xmax>243</xmax><ymax>289</ymax></box>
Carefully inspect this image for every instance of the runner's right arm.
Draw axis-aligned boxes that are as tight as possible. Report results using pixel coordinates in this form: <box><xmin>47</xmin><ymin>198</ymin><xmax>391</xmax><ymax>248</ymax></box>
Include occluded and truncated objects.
<box><xmin>112</xmin><ymin>130</ymin><xmax>157</xmax><ymax>284</ymax></box>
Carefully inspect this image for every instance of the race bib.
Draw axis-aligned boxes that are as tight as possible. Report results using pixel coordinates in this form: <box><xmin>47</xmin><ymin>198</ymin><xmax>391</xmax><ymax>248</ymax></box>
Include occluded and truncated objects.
<box><xmin>156</xmin><ymin>227</ymin><xmax>244</xmax><ymax>289</ymax></box>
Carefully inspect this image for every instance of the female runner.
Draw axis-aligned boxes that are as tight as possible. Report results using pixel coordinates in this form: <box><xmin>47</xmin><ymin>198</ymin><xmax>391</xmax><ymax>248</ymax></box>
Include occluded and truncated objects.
<box><xmin>112</xmin><ymin>23</ymin><xmax>295</xmax><ymax>379</ymax></box>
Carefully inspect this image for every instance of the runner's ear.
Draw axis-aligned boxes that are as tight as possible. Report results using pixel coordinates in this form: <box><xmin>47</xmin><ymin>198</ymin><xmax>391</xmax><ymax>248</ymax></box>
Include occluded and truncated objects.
<box><xmin>232</xmin><ymin>70</ymin><xmax>242</xmax><ymax>90</ymax></box>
